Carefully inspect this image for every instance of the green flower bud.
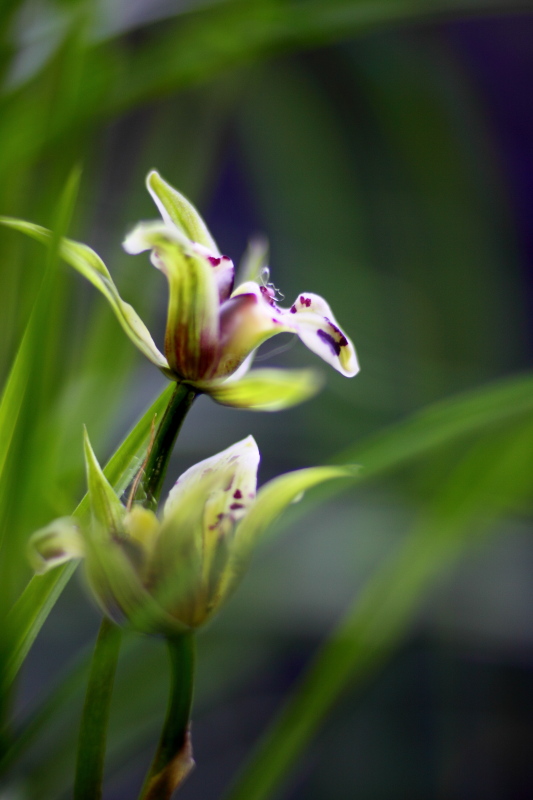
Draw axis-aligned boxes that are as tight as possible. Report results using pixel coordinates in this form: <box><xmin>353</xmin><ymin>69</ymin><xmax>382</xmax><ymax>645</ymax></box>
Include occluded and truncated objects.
<box><xmin>28</xmin><ymin>432</ymin><xmax>354</xmax><ymax>634</ymax></box>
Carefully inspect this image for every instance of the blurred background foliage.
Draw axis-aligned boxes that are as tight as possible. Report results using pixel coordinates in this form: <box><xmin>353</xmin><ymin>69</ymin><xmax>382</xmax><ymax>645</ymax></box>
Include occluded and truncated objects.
<box><xmin>1</xmin><ymin>0</ymin><xmax>533</xmax><ymax>798</ymax></box>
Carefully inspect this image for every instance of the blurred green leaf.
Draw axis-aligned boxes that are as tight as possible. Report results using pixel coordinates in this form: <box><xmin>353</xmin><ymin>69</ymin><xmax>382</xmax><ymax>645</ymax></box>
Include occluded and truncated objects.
<box><xmin>224</xmin><ymin>415</ymin><xmax>533</xmax><ymax>800</ymax></box>
<box><xmin>0</xmin><ymin>218</ymin><xmax>169</xmax><ymax>371</ymax></box>
<box><xmin>109</xmin><ymin>0</ymin><xmax>532</xmax><ymax>114</ymax></box>
<box><xmin>0</xmin><ymin>165</ymin><xmax>80</xmax><ymax>751</ymax></box>
<box><xmin>1</xmin><ymin>0</ymin><xmax>527</xmax><ymax>179</ymax></box>
<box><xmin>250</xmin><ymin>371</ymin><xmax>533</xmax><ymax>547</ymax></box>
<box><xmin>0</xmin><ymin>170</ymin><xmax>80</xmax><ymax>528</ymax></box>
<box><xmin>347</xmin><ymin>370</ymin><xmax>533</xmax><ymax>476</ymax></box>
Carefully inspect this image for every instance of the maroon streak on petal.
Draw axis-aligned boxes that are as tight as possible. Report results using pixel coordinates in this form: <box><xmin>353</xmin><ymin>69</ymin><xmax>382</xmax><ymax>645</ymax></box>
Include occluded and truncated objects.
<box><xmin>317</xmin><ymin>329</ymin><xmax>342</xmax><ymax>356</ymax></box>
<box><xmin>324</xmin><ymin>316</ymin><xmax>348</xmax><ymax>346</ymax></box>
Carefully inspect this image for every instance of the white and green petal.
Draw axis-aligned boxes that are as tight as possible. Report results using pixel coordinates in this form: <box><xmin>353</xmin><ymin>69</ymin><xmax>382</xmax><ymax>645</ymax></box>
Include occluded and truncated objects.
<box><xmin>151</xmin><ymin>437</ymin><xmax>259</xmax><ymax>626</ymax></box>
<box><xmin>227</xmin><ymin>282</ymin><xmax>358</xmax><ymax>378</ymax></box>
<box><xmin>28</xmin><ymin>517</ymin><xmax>84</xmax><ymax>574</ymax></box>
<box><xmin>284</xmin><ymin>292</ymin><xmax>358</xmax><ymax>377</ymax></box>
<box><xmin>213</xmin><ymin>283</ymin><xmax>287</xmax><ymax>378</ymax></box>
<box><xmin>159</xmin><ymin>435</ymin><xmax>258</xmax><ymax>561</ymax></box>
<box><xmin>0</xmin><ymin>217</ymin><xmax>169</xmax><ymax>372</ymax></box>
<box><xmin>147</xmin><ymin>170</ymin><xmax>220</xmax><ymax>254</ymax></box>
<box><xmin>146</xmin><ymin>171</ymin><xmax>235</xmax><ymax>302</ymax></box>
<box><xmin>124</xmin><ymin>221</ymin><xmax>220</xmax><ymax>380</ymax></box>
<box><xmin>206</xmin><ymin>368</ymin><xmax>323</xmax><ymax>411</ymax></box>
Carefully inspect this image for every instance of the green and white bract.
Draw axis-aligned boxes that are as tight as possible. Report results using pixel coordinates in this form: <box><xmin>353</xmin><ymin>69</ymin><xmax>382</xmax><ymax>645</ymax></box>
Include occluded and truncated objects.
<box><xmin>28</xmin><ymin>432</ymin><xmax>353</xmax><ymax>634</ymax></box>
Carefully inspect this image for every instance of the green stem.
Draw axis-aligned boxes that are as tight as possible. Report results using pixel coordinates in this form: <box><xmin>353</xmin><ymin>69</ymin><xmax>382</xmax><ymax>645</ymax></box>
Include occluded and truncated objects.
<box><xmin>74</xmin><ymin>617</ymin><xmax>122</xmax><ymax>800</ymax></box>
<box><xmin>139</xmin><ymin>633</ymin><xmax>196</xmax><ymax>800</ymax></box>
<box><xmin>74</xmin><ymin>382</ymin><xmax>197</xmax><ymax>798</ymax></box>
<box><xmin>142</xmin><ymin>382</ymin><xmax>197</xmax><ymax>509</ymax></box>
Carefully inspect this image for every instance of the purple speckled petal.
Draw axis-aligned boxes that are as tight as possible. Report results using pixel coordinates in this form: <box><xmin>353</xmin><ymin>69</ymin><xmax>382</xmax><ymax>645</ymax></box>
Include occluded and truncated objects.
<box><xmin>152</xmin><ymin>437</ymin><xmax>260</xmax><ymax>626</ymax></box>
<box><xmin>281</xmin><ymin>292</ymin><xmax>359</xmax><ymax>377</ymax></box>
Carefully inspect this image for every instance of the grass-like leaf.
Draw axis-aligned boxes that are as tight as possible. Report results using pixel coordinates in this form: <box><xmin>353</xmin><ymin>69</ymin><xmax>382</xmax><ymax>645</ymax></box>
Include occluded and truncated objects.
<box><xmin>0</xmin><ymin>0</ymin><xmax>524</xmax><ymax>178</ymax></box>
<box><xmin>0</xmin><ymin>171</ymin><xmax>80</xmax><ymax>521</ymax></box>
<box><xmin>0</xmin><ymin>218</ymin><xmax>168</xmax><ymax>371</ymax></box>
<box><xmin>224</xmin><ymin>416</ymin><xmax>533</xmax><ymax>800</ymax></box>
<box><xmin>346</xmin><ymin>370</ymin><xmax>533</xmax><ymax>476</ymax></box>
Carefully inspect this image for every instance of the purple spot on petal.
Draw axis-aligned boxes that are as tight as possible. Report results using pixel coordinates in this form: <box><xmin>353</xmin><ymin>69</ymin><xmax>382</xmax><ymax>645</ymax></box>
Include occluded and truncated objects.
<box><xmin>317</xmin><ymin>329</ymin><xmax>342</xmax><ymax>357</ymax></box>
<box><xmin>260</xmin><ymin>285</ymin><xmax>277</xmax><ymax>307</ymax></box>
<box><xmin>209</xmin><ymin>513</ymin><xmax>227</xmax><ymax>531</ymax></box>
<box><xmin>233</xmin><ymin>489</ymin><xmax>242</xmax><ymax>499</ymax></box>
<box><xmin>230</xmin><ymin>503</ymin><xmax>244</xmax><ymax>510</ymax></box>
<box><xmin>290</xmin><ymin>305</ymin><xmax>297</xmax><ymax>314</ymax></box>
<box><xmin>210</xmin><ymin>512</ymin><xmax>226</xmax><ymax>530</ymax></box>
<box><xmin>208</xmin><ymin>256</ymin><xmax>221</xmax><ymax>266</ymax></box>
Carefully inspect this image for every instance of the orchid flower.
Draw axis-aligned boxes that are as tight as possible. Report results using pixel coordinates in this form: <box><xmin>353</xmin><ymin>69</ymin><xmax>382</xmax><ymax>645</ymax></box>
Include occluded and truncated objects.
<box><xmin>0</xmin><ymin>173</ymin><xmax>358</xmax><ymax>411</ymax></box>
<box><xmin>29</xmin><ymin>433</ymin><xmax>353</xmax><ymax>634</ymax></box>
<box><xmin>125</xmin><ymin>172</ymin><xmax>358</xmax><ymax>386</ymax></box>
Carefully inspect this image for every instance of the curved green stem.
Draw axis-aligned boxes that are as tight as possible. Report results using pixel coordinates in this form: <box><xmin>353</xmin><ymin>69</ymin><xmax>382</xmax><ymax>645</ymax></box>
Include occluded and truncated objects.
<box><xmin>142</xmin><ymin>382</ymin><xmax>197</xmax><ymax>509</ymax></box>
<box><xmin>139</xmin><ymin>633</ymin><xmax>196</xmax><ymax>800</ymax></box>
<box><xmin>74</xmin><ymin>617</ymin><xmax>122</xmax><ymax>800</ymax></box>
<box><xmin>74</xmin><ymin>382</ymin><xmax>197</xmax><ymax>798</ymax></box>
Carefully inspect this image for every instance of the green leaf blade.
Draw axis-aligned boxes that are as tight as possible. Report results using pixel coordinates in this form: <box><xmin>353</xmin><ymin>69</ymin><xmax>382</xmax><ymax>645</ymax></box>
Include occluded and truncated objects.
<box><xmin>5</xmin><ymin>383</ymin><xmax>173</xmax><ymax>686</ymax></box>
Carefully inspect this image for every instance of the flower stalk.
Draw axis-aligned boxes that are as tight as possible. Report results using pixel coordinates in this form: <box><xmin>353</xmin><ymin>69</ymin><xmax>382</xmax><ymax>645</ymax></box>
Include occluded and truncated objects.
<box><xmin>74</xmin><ymin>617</ymin><xmax>122</xmax><ymax>800</ymax></box>
<box><xmin>73</xmin><ymin>383</ymin><xmax>198</xmax><ymax>798</ymax></box>
<box><xmin>141</xmin><ymin>382</ymin><xmax>197</xmax><ymax>510</ymax></box>
<box><xmin>139</xmin><ymin>633</ymin><xmax>196</xmax><ymax>800</ymax></box>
